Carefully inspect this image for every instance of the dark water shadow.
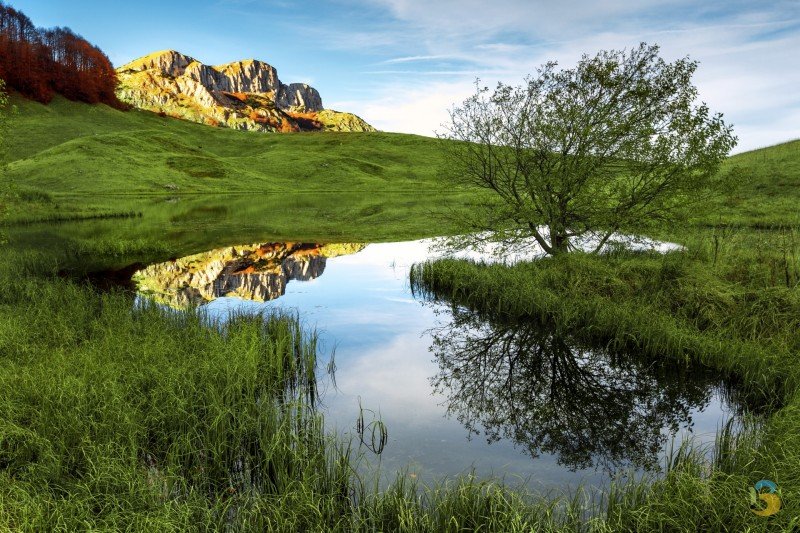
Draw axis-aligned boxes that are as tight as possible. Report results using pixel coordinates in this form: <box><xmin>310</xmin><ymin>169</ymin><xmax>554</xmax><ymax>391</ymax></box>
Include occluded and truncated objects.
<box><xmin>426</xmin><ymin>305</ymin><xmax>761</xmax><ymax>473</ymax></box>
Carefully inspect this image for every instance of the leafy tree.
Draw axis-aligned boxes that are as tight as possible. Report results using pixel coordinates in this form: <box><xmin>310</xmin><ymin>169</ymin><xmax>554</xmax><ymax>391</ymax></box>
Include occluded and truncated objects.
<box><xmin>439</xmin><ymin>43</ymin><xmax>737</xmax><ymax>255</ymax></box>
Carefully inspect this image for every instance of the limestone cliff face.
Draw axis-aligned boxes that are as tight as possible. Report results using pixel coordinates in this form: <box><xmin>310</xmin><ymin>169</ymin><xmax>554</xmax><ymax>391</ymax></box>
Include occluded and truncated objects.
<box><xmin>133</xmin><ymin>242</ymin><xmax>366</xmax><ymax>308</ymax></box>
<box><xmin>117</xmin><ymin>50</ymin><xmax>374</xmax><ymax>133</ymax></box>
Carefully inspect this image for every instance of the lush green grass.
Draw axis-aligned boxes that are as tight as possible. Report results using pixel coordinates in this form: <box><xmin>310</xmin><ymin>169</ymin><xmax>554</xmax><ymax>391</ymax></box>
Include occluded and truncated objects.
<box><xmin>0</xmin><ymin>252</ymin><xmax>350</xmax><ymax>530</ymax></box>
<box><xmin>3</xmin><ymin>95</ymin><xmax>449</xmax><ymax>197</ymax></box>
<box><xmin>1</xmin><ymin>246</ymin><xmax>792</xmax><ymax>531</ymax></box>
<box><xmin>706</xmin><ymin>140</ymin><xmax>800</xmax><ymax>227</ymax></box>
<box><xmin>1</xmin><ymin>95</ymin><xmax>491</xmax><ymax>228</ymax></box>
<box><xmin>0</xmin><ymin>251</ymin><xmax>634</xmax><ymax>532</ymax></box>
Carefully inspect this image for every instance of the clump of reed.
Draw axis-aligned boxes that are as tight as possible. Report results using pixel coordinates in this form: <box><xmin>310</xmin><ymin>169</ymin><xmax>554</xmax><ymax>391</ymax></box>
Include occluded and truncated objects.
<box><xmin>0</xmin><ymin>249</ymin><xmax>355</xmax><ymax>530</ymax></box>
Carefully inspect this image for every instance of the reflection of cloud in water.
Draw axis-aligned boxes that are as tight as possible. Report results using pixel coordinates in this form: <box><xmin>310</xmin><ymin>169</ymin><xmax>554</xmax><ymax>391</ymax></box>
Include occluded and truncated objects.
<box><xmin>383</xmin><ymin>297</ymin><xmax>418</xmax><ymax>304</ymax></box>
<box><xmin>335</xmin><ymin>234</ymin><xmax>681</xmax><ymax>272</ymax></box>
<box><xmin>334</xmin><ymin>241</ymin><xmax>432</xmax><ymax>268</ymax></box>
<box><xmin>333</xmin><ymin>332</ymin><xmax>442</xmax><ymax>415</ymax></box>
<box><xmin>324</xmin><ymin>308</ymin><xmax>419</xmax><ymax>328</ymax></box>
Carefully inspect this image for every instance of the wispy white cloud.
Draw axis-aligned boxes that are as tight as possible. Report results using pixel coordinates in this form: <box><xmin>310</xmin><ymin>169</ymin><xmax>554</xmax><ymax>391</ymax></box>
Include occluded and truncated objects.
<box><xmin>325</xmin><ymin>0</ymin><xmax>800</xmax><ymax>152</ymax></box>
<box><xmin>473</xmin><ymin>43</ymin><xmax>530</xmax><ymax>53</ymax></box>
<box><xmin>331</xmin><ymin>80</ymin><xmax>476</xmax><ymax>136</ymax></box>
<box><xmin>381</xmin><ymin>54</ymin><xmax>454</xmax><ymax>64</ymax></box>
<box><xmin>364</xmin><ymin>0</ymin><xmax>702</xmax><ymax>41</ymax></box>
<box><xmin>363</xmin><ymin>70</ymin><xmax>495</xmax><ymax>76</ymax></box>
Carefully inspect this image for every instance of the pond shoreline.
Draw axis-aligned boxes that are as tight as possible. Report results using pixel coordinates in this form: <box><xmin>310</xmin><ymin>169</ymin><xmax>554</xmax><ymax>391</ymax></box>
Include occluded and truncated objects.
<box><xmin>1</xmin><ymin>221</ymin><xmax>796</xmax><ymax>530</ymax></box>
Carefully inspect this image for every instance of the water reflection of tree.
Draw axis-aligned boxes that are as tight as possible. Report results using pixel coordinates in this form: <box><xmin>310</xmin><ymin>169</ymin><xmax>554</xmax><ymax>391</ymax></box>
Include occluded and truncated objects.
<box><xmin>429</xmin><ymin>307</ymin><xmax>735</xmax><ymax>472</ymax></box>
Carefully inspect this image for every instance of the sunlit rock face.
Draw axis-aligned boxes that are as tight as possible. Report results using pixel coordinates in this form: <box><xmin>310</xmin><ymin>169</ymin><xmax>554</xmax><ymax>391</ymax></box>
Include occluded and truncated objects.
<box><xmin>133</xmin><ymin>242</ymin><xmax>365</xmax><ymax>308</ymax></box>
<box><xmin>117</xmin><ymin>50</ymin><xmax>375</xmax><ymax>133</ymax></box>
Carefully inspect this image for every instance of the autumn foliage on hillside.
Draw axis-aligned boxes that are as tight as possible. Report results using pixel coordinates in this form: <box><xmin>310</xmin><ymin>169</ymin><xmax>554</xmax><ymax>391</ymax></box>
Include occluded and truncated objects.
<box><xmin>0</xmin><ymin>2</ymin><xmax>124</xmax><ymax>107</ymax></box>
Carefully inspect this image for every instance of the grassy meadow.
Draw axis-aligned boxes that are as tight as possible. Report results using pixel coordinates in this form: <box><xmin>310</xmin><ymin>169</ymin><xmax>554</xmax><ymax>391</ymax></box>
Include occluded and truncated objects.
<box><xmin>1</xmin><ymin>95</ymin><xmax>799</xmax><ymax>530</ymax></box>
<box><xmin>708</xmin><ymin>141</ymin><xmax>800</xmax><ymax>228</ymax></box>
<box><xmin>1</xmin><ymin>95</ymin><xmax>467</xmax><ymax>225</ymax></box>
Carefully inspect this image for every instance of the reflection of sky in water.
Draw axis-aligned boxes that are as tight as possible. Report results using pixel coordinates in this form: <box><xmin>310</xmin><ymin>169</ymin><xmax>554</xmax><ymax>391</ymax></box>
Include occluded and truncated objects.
<box><xmin>189</xmin><ymin>241</ymin><xmax>734</xmax><ymax>493</ymax></box>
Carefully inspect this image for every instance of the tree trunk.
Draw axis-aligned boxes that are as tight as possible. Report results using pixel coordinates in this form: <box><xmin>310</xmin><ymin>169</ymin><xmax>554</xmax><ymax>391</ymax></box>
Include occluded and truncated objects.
<box><xmin>550</xmin><ymin>228</ymin><xmax>570</xmax><ymax>255</ymax></box>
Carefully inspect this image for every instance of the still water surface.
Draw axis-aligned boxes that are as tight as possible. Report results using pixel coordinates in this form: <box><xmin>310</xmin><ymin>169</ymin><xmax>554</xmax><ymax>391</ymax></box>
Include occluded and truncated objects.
<box><xmin>130</xmin><ymin>238</ymin><xmax>748</xmax><ymax>494</ymax></box>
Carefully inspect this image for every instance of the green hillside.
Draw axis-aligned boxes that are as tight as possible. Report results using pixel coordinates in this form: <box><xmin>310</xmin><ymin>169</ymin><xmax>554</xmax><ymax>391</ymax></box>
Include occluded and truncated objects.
<box><xmin>3</xmin><ymin>94</ymin><xmax>799</xmax><ymax>229</ymax></box>
<box><xmin>711</xmin><ymin>140</ymin><xmax>800</xmax><ymax>227</ymax></box>
<box><xmin>4</xmin><ymin>95</ymin><xmax>447</xmax><ymax>195</ymax></box>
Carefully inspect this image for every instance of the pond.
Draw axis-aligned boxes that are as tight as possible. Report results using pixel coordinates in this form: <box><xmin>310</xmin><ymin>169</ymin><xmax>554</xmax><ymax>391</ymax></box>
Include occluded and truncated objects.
<box><xmin>126</xmin><ymin>237</ymin><xmax>752</xmax><ymax>495</ymax></box>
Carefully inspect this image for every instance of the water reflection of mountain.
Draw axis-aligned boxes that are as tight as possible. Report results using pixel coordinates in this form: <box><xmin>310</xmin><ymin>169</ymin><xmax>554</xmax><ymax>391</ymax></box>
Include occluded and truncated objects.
<box><xmin>428</xmin><ymin>306</ymin><xmax>744</xmax><ymax>472</ymax></box>
<box><xmin>133</xmin><ymin>242</ymin><xmax>365</xmax><ymax>307</ymax></box>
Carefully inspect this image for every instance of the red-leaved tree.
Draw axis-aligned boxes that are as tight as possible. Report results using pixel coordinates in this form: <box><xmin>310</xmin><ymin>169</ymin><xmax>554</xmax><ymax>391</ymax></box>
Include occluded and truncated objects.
<box><xmin>0</xmin><ymin>2</ymin><xmax>124</xmax><ymax>107</ymax></box>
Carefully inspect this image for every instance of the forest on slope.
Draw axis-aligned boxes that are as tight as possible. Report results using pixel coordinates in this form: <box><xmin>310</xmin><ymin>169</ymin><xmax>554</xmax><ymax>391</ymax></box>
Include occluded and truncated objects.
<box><xmin>0</xmin><ymin>1</ymin><xmax>122</xmax><ymax>107</ymax></box>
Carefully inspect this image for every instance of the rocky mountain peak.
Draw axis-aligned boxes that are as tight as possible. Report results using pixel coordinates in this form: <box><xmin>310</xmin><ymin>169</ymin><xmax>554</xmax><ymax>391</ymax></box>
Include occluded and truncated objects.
<box><xmin>211</xmin><ymin>59</ymin><xmax>282</xmax><ymax>95</ymax></box>
<box><xmin>123</xmin><ymin>50</ymin><xmax>196</xmax><ymax>77</ymax></box>
<box><xmin>116</xmin><ymin>49</ymin><xmax>372</xmax><ymax>133</ymax></box>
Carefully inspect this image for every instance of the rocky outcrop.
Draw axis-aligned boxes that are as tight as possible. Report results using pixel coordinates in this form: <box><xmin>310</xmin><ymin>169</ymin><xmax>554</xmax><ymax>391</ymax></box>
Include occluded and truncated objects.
<box><xmin>116</xmin><ymin>50</ymin><xmax>374</xmax><ymax>133</ymax></box>
<box><xmin>276</xmin><ymin>82</ymin><xmax>323</xmax><ymax>113</ymax></box>
<box><xmin>133</xmin><ymin>242</ymin><xmax>366</xmax><ymax>308</ymax></box>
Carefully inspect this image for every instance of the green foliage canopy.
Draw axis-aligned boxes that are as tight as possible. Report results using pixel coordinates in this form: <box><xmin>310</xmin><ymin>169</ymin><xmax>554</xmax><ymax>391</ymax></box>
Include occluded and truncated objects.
<box><xmin>440</xmin><ymin>43</ymin><xmax>738</xmax><ymax>255</ymax></box>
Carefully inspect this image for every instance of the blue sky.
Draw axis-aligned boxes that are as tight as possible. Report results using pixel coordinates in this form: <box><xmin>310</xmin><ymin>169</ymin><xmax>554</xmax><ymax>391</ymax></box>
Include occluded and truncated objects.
<box><xmin>9</xmin><ymin>0</ymin><xmax>800</xmax><ymax>152</ymax></box>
